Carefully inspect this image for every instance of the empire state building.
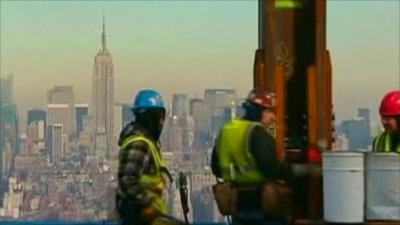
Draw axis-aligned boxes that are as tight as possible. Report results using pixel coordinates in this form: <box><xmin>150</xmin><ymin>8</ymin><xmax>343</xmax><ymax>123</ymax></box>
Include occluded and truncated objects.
<box><xmin>92</xmin><ymin>16</ymin><xmax>114</xmax><ymax>159</ymax></box>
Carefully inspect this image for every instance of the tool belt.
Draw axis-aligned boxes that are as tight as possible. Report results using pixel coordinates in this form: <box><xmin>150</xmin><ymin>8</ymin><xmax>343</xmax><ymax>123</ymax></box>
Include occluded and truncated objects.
<box><xmin>212</xmin><ymin>180</ymin><xmax>291</xmax><ymax>217</ymax></box>
<box><xmin>212</xmin><ymin>182</ymin><xmax>238</xmax><ymax>215</ymax></box>
<box><xmin>261</xmin><ymin>180</ymin><xmax>292</xmax><ymax>217</ymax></box>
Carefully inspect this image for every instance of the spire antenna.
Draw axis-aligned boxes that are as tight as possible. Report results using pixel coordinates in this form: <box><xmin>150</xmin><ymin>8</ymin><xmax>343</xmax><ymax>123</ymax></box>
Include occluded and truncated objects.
<box><xmin>101</xmin><ymin>13</ymin><xmax>106</xmax><ymax>51</ymax></box>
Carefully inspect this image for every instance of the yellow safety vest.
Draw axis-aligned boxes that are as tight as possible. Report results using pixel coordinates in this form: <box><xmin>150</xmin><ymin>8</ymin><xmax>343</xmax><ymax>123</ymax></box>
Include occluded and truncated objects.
<box><xmin>121</xmin><ymin>135</ymin><xmax>168</xmax><ymax>214</ymax></box>
<box><xmin>216</xmin><ymin>119</ymin><xmax>266</xmax><ymax>184</ymax></box>
<box><xmin>373</xmin><ymin>131</ymin><xmax>400</xmax><ymax>153</ymax></box>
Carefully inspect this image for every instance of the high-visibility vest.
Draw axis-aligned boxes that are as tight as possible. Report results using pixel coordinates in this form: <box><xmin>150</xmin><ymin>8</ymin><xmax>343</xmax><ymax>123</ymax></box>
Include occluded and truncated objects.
<box><xmin>121</xmin><ymin>135</ymin><xmax>167</xmax><ymax>214</ymax></box>
<box><xmin>373</xmin><ymin>131</ymin><xmax>400</xmax><ymax>153</ymax></box>
<box><xmin>216</xmin><ymin>119</ymin><xmax>266</xmax><ymax>184</ymax></box>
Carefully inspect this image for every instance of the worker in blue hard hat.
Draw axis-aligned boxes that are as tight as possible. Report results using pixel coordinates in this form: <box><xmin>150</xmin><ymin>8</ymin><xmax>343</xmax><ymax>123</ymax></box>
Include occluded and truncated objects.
<box><xmin>116</xmin><ymin>89</ymin><xmax>184</xmax><ymax>225</ymax></box>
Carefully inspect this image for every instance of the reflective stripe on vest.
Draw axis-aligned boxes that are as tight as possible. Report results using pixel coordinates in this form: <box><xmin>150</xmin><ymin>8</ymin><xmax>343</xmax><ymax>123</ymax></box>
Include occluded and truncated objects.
<box><xmin>373</xmin><ymin>132</ymin><xmax>400</xmax><ymax>153</ymax></box>
<box><xmin>216</xmin><ymin>119</ymin><xmax>265</xmax><ymax>184</ymax></box>
<box><xmin>121</xmin><ymin>135</ymin><xmax>167</xmax><ymax>213</ymax></box>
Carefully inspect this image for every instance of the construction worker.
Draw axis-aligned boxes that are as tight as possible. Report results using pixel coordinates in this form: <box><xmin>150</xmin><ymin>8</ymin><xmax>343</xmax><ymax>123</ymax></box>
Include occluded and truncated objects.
<box><xmin>116</xmin><ymin>89</ymin><xmax>185</xmax><ymax>225</ymax></box>
<box><xmin>211</xmin><ymin>87</ymin><xmax>315</xmax><ymax>225</ymax></box>
<box><xmin>373</xmin><ymin>90</ymin><xmax>400</xmax><ymax>152</ymax></box>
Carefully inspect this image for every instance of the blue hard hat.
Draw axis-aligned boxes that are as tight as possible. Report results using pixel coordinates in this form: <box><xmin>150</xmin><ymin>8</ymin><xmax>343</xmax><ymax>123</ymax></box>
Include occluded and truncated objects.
<box><xmin>131</xmin><ymin>89</ymin><xmax>165</xmax><ymax>110</ymax></box>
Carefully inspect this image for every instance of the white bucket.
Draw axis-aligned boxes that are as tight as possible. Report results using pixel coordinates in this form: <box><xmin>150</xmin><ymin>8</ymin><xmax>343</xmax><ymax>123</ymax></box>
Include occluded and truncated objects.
<box><xmin>366</xmin><ymin>152</ymin><xmax>400</xmax><ymax>220</ymax></box>
<box><xmin>323</xmin><ymin>151</ymin><xmax>364</xmax><ymax>223</ymax></box>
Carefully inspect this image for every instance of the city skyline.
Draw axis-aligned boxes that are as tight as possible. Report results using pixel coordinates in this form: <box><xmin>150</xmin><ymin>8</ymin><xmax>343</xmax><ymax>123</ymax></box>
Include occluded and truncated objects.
<box><xmin>0</xmin><ymin>58</ymin><xmax>384</xmax><ymax>221</ymax></box>
<box><xmin>1</xmin><ymin>1</ymin><xmax>398</xmax><ymax>125</ymax></box>
<box><xmin>1</xmin><ymin>1</ymin><xmax>398</xmax><ymax>220</ymax></box>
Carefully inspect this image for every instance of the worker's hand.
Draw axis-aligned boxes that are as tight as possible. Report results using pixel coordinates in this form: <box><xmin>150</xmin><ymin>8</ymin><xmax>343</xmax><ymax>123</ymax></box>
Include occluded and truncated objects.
<box><xmin>308</xmin><ymin>164</ymin><xmax>322</xmax><ymax>178</ymax></box>
<box><xmin>292</xmin><ymin>164</ymin><xmax>309</xmax><ymax>177</ymax></box>
<box><xmin>292</xmin><ymin>164</ymin><xmax>322</xmax><ymax>178</ymax></box>
<box><xmin>141</xmin><ymin>204</ymin><xmax>161</xmax><ymax>222</ymax></box>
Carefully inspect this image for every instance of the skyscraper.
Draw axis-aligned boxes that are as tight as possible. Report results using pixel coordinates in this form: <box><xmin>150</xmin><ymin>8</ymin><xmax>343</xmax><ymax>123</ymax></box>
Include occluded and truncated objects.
<box><xmin>75</xmin><ymin>104</ymin><xmax>88</xmax><ymax>138</ymax></box>
<box><xmin>171</xmin><ymin>94</ymin><xmax>190</xmax><ymax>153</ymax></box>
<box><xmin>339</xmin><ymin>108</ymin><xmax>372</xmax><ymax>150</ymax></box>
<box><xmin>114</xmin><ymin>103</ymin><xmax>123</xmax><ymax>143</ymax></box>
<box><xmin>26</xmin><ymin>120</ymin><xmax>46</xmax><ymax>155</ymax></box>
<box><xmin>0</xmin><ymin>74</ymin><xmax>16</xmax><ymax>176</ymax></box>
<box><xmin>172</xmin><ymin>94</ymin><xmax>189</xmax><ymax>118</ymax></box>
<box><xmin>91</xmin><ymin>16</ymin><xmax>114</xmax><ymax>158</ymax></box>
<box><xmin>204</xmin><ymin>89</ymin><xmax>236</xmax><ymax>138</ymax></box>
<box><xmin>190</xmin><ymin>99</ymin><xmax>211</xmax><ymax>150</ymax></box>
<box><xmin>46</xmin><ymin>124</ymin><xmax>64</xmax><ymax>164</ymax></box>
<box><xmin>27</xmin><ymin>109</ymin><xmax>46</xmax><ymax>126</ymax></box>
<box><xmin>204</xmin><ymin>89</ymin><xmax>236</xmax><ymax>115</ymax></box>
<box><xmin>27</xmin><ymin>109</ymin><xmax>47</xmax><ymax>153</ymax></box>
<box><xmin>47</xmin><ymin>104</ymin><xmax>71</xmax><ymax>139</ymax></box>
<box><xmin>358</xmin><ymin>108</ymin><xmax>372</xmax><ymax>147</ymax></box>
<box><xmin>0</xmin><ymin>103</ymin><xmax>18</xmax><ymax>155</ymax></box>
<box><xmin>122</xmin><ymin>104</ymin><xmax>133</xmax><ymax>126</ymax></box>
<box><xmin>47</xmin><ymin>86</ymin><xmax>75</xmax><ymax>139</ymax></box>
<box><xmin>0</xmin><ymin>74</ymin><xmax>13</xmax><ymax>105</ymax></box>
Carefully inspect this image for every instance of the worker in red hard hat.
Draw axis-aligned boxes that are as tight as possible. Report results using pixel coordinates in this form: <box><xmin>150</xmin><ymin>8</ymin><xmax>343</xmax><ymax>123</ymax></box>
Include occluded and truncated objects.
<box><xmin>372</xmin><ymin>90</ymin><xmax>400</xmax><ymax>152</ymax></box>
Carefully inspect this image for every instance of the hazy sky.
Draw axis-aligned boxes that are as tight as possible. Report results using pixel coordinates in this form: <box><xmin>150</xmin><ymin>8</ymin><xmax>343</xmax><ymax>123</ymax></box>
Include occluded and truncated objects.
<box><xmin>1</xmin><ymin>0</ymin><xmax>399</xmax><ymax>124</ymax></box>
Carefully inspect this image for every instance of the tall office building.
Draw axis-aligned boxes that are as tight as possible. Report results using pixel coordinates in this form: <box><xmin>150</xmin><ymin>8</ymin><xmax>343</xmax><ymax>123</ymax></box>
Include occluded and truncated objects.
<box><xmin>122</xmin><ymin>104</ymin><xmax>133</xmax><ymax>126</ymax></box>
<box><xmin>0</xmin><ymin>74</ymin><xmax>13</xmax><ymax>105</ymax></box>
<box><xmin>75</xmin><ymin>104</ymin><xmax>89</xmax><ymax>138</ymax></box>
<box><xmin>27</xmin><ymin>109</ymin><xmax>46</xmax><ymax>126</ymax></box>
<box><xmin>172</xmin><ymin>94</ymin><xmax>189</xmax><ymax>118</ymax></box>
<box><xmin>114</xmin><ymin>104</ymin><xmax>123</xmax><ymax>142</ymax></box>
<box><xmin>47</xmin><ymin>86</ymin><xmax>75</xmax><ymax>139</ymax></box>
<box><xmin>91</xmin><ymin>16</ymin><xmax>114</xmax><ymax>158</ymax></box>
<box><xmin>0</xmin><ymin>74</ymin><xmax>16</xmax><ymax>176</ymax></box>
<box><xmin>46</xmin><ymin>124</ymin><xmax>65</xmax><ymax>164</ymax></box>
<box><xmin>1</xmin><ymin>103</ymin><xmax>19</xmax><ymax>167</ymax></box>
<box><xmin>26</xmin><ymin>120</ymin><xmax>46</xmax><ymax>155</ymax></box>
<box><xmin>340</xmin><ymin>108</ymin><xmax>372</xmax><ymax>150</ymax></box>
<box><xmin>204</xmin><ymin>89</ymin><xmax>236</xmax><ymax>114</ymax></box>
<box><xmin>171</xmin><ymin>94</ymin><xmax>190</xmax><ymax>153</ymax></box>
<box><xmin>47</xmin><ymin>104</ymin><xmax>71</xmax><ymax>139</ymax></box>
<box><xmin>358</xmin><ymin>108</ymin><xmax>372</xmax><ymax>144</ymax></box>
<box><xmin>204</xmin><ymin>89</ymin><xmax>236</xmax><ymax>138</ymax></box>
<box><xmin>189</xmin><ymin>99</ymin><xmax>211</xmax><ymax>150</ymax></box>
<box><xmin>27</xmin><ymin>109</ymin><xmax>46</xmax><ymax>154</ymax></box>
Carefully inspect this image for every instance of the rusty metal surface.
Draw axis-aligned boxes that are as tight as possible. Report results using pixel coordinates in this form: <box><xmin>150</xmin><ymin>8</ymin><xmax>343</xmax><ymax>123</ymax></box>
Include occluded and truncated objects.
<box><xmin>255</xmin><ymin>0</ymin><xmax>330</xmax><ymax>221</ymax></box>
<box><xmin>275</xmin><ymin>64</ymin><xmax>286</xmax><ymax>161</ymax></box>
<box><xmin>325</xmin><ymin>50</ymin><xmax>333</xmax><ymax>149</ymax></box>
<box><xmin>254</xmin><ymin>48</ymin><xmax>267</xmax><ymax>88</ymax></box>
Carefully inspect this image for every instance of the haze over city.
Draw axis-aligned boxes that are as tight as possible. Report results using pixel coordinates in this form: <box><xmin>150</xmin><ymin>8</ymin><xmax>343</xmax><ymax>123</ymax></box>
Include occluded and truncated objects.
<box><xmin>1</xmin><ymin>0</ymin><xmax>399</xmax><ymax>125</ymax></box>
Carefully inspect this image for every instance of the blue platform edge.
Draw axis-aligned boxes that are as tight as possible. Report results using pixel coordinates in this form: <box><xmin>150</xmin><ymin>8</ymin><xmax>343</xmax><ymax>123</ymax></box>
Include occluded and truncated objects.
<box><xmin>0</xmin><ymin>220</ymin><xmax>227</xmax><ymax>225</ymax></box>
<box><xmin>0</xmin><ymin>220</ymin><xmax>115</xmax><ymax>225</ymax></box>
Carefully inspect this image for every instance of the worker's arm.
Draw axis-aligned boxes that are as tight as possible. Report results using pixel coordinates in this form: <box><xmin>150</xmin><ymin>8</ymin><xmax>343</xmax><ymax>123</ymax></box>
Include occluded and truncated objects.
<box><xmin>116</xmin><ymin>123</ymin><xmax>157</xmax><ymax>222</ymax></box>
<box><xmin>117</xmin><ymin>139</ymin><xmax>152</xmax><ymax>206</ymax></box>
<box><xmin>211</xmin><ymin>145</ymin><xmax>222</xmax><ymax>178</ymax></box>
<box><xmin>249</xmin><ymin>126</ymin><xmax>293</xmax><ymax>181</ymax></box>
<box><xmin>116</xmin><ymin>138</ymin><xmax>162</xmax><ymax>225</ymax></box>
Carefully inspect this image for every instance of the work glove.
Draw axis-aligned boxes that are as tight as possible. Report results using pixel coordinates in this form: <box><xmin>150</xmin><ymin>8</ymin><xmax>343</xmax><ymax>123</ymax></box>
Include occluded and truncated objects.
<box><xmin>292</xmin><ymin>164</ymin><xmax>310</xmax><ymax>178</ymax></box>
<box><xmin>308</xmin><ymin>163</ymin><xmax>322</xmax><ymax>177</ymax></box>
<box><xmin>291</xmin><ymin>164</ymin><xmax>322</xmax><ymax>178</ymax></box>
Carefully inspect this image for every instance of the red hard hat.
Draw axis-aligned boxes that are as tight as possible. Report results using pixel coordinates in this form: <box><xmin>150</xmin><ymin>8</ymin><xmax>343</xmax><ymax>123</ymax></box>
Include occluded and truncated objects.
<box><xmin>379</xmin><ymin>90</ymin><xmax>400</xmax><ymax>116</ymax></box>
<box><xmin>247</xmin><ymin>87</ymin><xmax>276</xmax><ymax>108</ymax></box>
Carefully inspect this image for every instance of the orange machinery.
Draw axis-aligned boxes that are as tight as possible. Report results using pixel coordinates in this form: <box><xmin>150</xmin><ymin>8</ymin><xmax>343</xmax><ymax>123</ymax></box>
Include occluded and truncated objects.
<box><xmin>253</xmin><ymin>0</ymin><xmax>333</xmax><ymax>221</ymax></box>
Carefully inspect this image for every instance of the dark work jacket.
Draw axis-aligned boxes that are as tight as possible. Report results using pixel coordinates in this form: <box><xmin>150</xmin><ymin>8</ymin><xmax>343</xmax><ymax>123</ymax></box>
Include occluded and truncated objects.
<box><xmin>211</xmin><ymin>124</ymin><xmax>293</xmax><ymax>210</ymax></box>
